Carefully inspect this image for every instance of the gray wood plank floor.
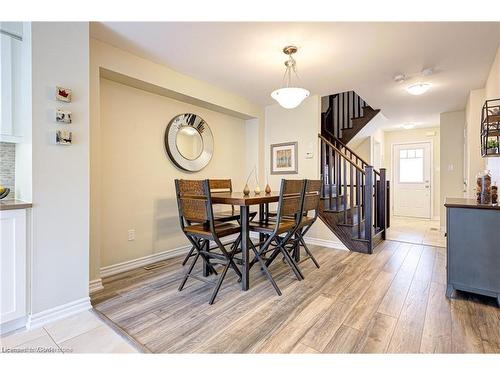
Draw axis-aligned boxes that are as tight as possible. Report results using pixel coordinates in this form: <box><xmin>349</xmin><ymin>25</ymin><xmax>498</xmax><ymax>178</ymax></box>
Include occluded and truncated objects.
<box><xmin>91</xmin><ymin>241</ymin><xmax>500</xmax><ymax>353</ymax></box>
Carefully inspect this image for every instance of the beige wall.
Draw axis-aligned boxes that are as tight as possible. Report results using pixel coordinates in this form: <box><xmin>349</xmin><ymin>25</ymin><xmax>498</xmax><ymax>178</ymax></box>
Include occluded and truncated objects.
<box><xmin>485</xmin><ymin>46</ymin><xmax>500</xmax><ymax>182</ymax></box>
<box><xmin>440</xmin><ymin>111</ymin><xmax>465</xmax><ymax>226</ymax></box>
<box><xmin>486</xmin><ymin>46</ymin><xmax>500</xmax><ymax>100</ymax></box>
<box><xmin>99</xmin><ymin>79</ymin><xmax>248</xmax><ymax>267</ymax></box>
<box><xmin>90</xmin><ymin>39</ymin><xmax>264</xmax><ymax>280</ymax></box>
<box><xmin>30</xmin><ymin>22</ymin><xmax>90</xmax><ymax>313</ymax></box>
<box><xmin>465</xmin><ymin>88</ymin><xmax>486</xmax><ymax>197</ymax></box>
<box><xmin>265</xmin><ymin>95</ymin><xmax>347</xmax><ymax>250</ymax></box>
<box><xmin>383</xmin><ymin>127</ymin><xmax>441</xmax><ymax>219</ymax></box>
<box><xmin>353</xmin><ymin>137</ymin><xmax>370</xmax><ymax>162</ymax></box>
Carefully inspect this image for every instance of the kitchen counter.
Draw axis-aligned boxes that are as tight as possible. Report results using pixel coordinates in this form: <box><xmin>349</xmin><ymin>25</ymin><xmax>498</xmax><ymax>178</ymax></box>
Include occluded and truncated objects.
<box><xmin>0</xmin><ymin>199</ymin><xmax>32</xmax><ymax>211</ymax></box>
<box><xmin>444</xmin><ymin>197</ymin><xmax>500</xmax><ymax>210</ymax></box>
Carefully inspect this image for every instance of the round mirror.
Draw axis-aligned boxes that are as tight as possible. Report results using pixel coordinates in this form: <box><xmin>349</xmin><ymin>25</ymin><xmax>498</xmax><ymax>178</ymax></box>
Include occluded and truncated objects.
<box><xmin>176</xmin><ymin>127</ymin><xmax>203</xmax><ymax>160</ymax></box>
<box><xmin>165</xmin><ymin>113</ymin><xmax>213</xmax><ymax>172</ymax></box>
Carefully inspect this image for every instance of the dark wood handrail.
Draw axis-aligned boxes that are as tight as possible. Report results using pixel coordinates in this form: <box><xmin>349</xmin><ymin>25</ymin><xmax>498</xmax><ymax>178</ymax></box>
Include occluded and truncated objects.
<box><xmin>318</xmin><ymin>134</ymin><xmax>366</xmax><ymax>173</ymax></box>
<box><xmin>321</xmin><ymin>127</ymin><xmax>370</xmax><ymax>169</ymax></box>
<box><xmin>331</xmin><ymin>137</ymin><xmax>370</xmax><ymax>168</ymax></box>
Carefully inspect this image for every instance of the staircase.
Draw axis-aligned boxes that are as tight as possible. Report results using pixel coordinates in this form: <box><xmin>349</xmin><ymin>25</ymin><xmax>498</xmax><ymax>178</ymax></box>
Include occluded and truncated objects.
<box><xmin>322</xmin><ymin>91</ymin><xmax>381</xmax><ymax>144</ymax></box>
<box><xmin>318</xmin><ymin>91</ymin><xmax>389</xmax><ymax>254</ymax></box>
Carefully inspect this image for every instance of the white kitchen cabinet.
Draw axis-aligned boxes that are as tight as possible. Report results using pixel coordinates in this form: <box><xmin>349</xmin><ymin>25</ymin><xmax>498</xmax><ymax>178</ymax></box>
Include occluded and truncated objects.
<box><xmin>0</xmin><ymin>208</ymin><xmax>27</xmax><ymax>333</ymax></box>
<box><xmin>0</xmin><ymin>24</ymin><xmax>26</xmax><ymax>143</ymax></box>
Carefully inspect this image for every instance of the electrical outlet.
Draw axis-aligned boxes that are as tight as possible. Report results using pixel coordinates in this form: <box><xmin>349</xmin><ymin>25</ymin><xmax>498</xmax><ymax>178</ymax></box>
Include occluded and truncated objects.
<box><xmin>128</xmin><ymin>229</ymin><xmax>135</xmax><ymax>241</ymax></box>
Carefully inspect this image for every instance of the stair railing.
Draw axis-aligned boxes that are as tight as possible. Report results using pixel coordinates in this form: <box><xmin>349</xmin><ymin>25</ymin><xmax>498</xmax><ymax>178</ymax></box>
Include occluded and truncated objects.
<box><xmin>320</xmin><ymin>128</ymin><xmax>369</xmax><ymax>170</ymax></box>
<box><xmin>319</xmin><ymin>134</ymin><xmax>388</xmax><ymax>251</ymax></box>
<box><xmin>323</xmin><ymin>91</ymin><xmax>367</xmax><ymax>139</ymax></box>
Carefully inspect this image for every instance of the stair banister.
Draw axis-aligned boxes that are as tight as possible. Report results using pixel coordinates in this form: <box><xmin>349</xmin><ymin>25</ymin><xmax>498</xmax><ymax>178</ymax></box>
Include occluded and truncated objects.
<box><xmin>318</xmin><ymin>134</ymin><xmax>365</xmax><ymax>173</ymax></box>
<box><xmin>378</xmin><ymin>168</ymin><xmax>387</xmax><ymax>240</ymax></box>
<box><xmin>364</xmin><ymin>165</ymin><xmax>373</xmax><ymax>247</ymax></box>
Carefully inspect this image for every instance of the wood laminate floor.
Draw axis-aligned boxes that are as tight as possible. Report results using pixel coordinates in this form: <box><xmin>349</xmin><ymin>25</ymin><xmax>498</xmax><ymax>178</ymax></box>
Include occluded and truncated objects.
<box><xmin>91</xmin><ymin>241</ymin><xmax>500</xmax><ymax>353</ymax></box>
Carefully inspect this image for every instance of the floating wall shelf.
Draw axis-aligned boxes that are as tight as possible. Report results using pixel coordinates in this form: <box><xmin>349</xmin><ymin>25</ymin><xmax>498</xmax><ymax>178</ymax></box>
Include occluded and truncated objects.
<box><xmin>481</xmin><ymin>98</ymin><xmax>500</xmax><ymax>157</ymax></box>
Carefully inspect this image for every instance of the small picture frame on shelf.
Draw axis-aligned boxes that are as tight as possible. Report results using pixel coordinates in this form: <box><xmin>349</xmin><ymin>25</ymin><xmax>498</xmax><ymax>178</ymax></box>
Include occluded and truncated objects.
<box><xmin>56</xmin><ymin>130</ymin><xmax>72</xmax><ymax>145</ymax></box>
<box><xmin>270</xmin><ymin>141</ymin><xmax>298</xmax><ymax>174</ymax></box>
<box><xmin>56</xmin><ymin>86</ymin><xmax>72</xmax><ymax>102</ymax></box>
<box><xmin>56</xmin><ymin>109</ymin><xmax>72</xmax><ymax>124</ymax></box>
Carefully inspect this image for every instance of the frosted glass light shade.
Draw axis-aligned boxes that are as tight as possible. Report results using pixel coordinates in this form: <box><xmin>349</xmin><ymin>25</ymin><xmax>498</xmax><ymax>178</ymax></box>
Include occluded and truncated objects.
<box><xmin>406</xmin><ymin>82</ymin><xmax>431</xmax><ymax>96</ymax></box>
<box><xmin>271</xmin><ymin>87</ymin><xmax>310</xmax><ymax>109</ymax></box>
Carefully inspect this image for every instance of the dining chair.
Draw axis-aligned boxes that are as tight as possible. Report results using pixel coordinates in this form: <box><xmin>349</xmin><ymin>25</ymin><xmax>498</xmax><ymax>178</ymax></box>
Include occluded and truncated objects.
<box><xmin>181</xmin><ymin>178</ymin><xmax>256</xmax><ymax>266</ymax></box>
<box><xmin>292</xmin><ymin>179</ymin><xmax>322</xmax><ymax>268</ymax></box>
<box><xmin>175</xmin><ymin>179</ymin><xmax>242</xmax><ymax>305</ymax></box>
<box><xmin>247</xmin><ymin>179</ymin><xmax>306</xmax><ymax>295</ymax></box>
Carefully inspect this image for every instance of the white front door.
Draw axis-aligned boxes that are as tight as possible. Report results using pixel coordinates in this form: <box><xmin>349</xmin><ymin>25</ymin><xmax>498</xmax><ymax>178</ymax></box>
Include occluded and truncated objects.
<box><xmin>393</xmin><ymin>142</ymin><xmax>432</xmax><ymax>218</ymax></box>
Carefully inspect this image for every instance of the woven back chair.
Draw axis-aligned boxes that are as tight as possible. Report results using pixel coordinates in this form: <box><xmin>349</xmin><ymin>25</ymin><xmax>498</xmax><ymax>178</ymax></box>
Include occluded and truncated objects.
<box><xmin>293</xmin><ymin>179</ymin><xmax>322</xmax><ymax>268</ymax></box>
<box><xmin>246</xmin><ymin>179</ymin><xmax>307</xmax><ymax>295</ymax></box>
<box><xmin>175</xmin><ymin>179</ymin><xmax>242</xmax><ymax>304</ymax></box>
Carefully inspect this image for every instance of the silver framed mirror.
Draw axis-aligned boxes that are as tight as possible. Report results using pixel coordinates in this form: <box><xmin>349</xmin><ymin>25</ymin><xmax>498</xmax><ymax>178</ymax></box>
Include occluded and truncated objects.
<box><xmin>164</xmin><ymin>113</ymin><xmax>213</xmax><ymax>172</ymax></box>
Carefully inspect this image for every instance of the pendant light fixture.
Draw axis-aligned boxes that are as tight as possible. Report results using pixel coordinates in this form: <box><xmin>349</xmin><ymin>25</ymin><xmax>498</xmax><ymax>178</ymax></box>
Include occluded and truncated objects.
<box><xmin>271</xmin><ymin>46</ymin><xmax>310</xmax><ymax>109</ymax></box>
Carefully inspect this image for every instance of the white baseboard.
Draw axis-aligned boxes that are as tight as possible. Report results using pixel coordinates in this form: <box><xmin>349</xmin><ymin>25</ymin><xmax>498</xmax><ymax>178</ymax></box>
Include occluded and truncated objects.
<box><xmin>99</xmin><ymin>234</ymin><xmax>251</xmax><ymax>279</ymax></box>
<box><xmin>100</xmin><ymin>245</ymin><xmax>189</xmax><ymax>278</ymax></box>
<box><xmin>303</xmin><ymin>236</ymin><xmax>349</xmax><ymax>251</ymax></box>
<box><xmin>1</xmin><ymin>316</ymin><xmax>27</xmax><ymax>335</ymax></box>
<box><xmin>89</xmin><ymin>278</ymin><xmax>104</xmax><ymax>293</ymax></box>
<box><xmin>27</xmin><ymin>297</ymin><xmax>91</xmax><ymax>330</ymax></box>
<box><xmin>98</xmin><ymin>234</ymin><xmax>347</xmax><ymax>280</ymax></box>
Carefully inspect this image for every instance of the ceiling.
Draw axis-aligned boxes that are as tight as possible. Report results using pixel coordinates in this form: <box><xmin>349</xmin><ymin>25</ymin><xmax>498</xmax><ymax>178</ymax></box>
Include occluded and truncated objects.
<box><xmin>90</xmin><ymin>22</ymin><xmax>500</xmax><ymax>129</ymax></box>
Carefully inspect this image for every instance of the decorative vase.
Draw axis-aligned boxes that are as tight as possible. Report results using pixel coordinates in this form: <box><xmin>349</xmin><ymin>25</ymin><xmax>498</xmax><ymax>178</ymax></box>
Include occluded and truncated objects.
<box><xmin>254</xmin><ymin>185</ymin><xmax>261</xmax><ymax>195</ymax></box>
<box><xmin>243</xmin><ymin>184</ymin><xmax>250</xmax><ymax>196</ymax></box>
<box><xmin>265</xmin><ymin>184</ymin><xmax>271</xmax><ymax>194</ymax></box>
<box><xmin>476</xmin><ymin>170</ymin><xmax>492</xmax><ymax>204</ymax></box>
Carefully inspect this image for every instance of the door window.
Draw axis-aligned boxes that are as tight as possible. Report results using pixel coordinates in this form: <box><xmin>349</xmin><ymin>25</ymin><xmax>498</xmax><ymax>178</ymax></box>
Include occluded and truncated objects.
<box><xmin>399</xmin><ymin>148</ymin><xmax>424</xmax><ymax>183</ymax></box>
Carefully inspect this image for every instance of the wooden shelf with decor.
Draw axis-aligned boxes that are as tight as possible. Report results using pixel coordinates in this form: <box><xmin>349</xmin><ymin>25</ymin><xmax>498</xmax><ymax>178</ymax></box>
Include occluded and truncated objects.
<box><xmin>481</xmin><ymin>98</ymin><xmax>500</xmax><ymax>157</ymax></box>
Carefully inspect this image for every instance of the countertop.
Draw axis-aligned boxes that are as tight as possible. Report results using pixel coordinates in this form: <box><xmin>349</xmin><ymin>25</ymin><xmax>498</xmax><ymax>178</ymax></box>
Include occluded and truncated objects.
<box><xmin>0</xmin><ymin>199</ymin><xmax>32</xmax><ymax>211</ymax></box>
<box><xmin>444</xmin><ymin>197</ymin><xmax>500</xmax><ymax>210</ymax></box>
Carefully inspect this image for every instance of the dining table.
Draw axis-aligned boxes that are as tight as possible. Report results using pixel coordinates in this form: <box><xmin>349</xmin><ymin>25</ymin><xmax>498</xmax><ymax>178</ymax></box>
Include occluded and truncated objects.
<box><xmin>210</xmin><ymin>191</ymin><xmax>280</xmax><ymax>291</ymax></box>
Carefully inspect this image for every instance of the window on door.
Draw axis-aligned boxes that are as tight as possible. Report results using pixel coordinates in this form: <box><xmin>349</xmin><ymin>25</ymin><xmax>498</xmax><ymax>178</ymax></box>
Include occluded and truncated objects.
<box><xmin>398</xmin><ymin>148</ymin><xmax>424</xmax><ymax>183</ymax></box>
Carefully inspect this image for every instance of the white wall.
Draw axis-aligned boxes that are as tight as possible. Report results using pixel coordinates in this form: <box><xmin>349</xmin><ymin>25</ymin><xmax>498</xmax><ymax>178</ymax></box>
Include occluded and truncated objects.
<box><xmin>265</xmin><ymin>95</ymin><xmax>347</xmax><ymax>249</ymax></box>
<box><xmin>440</xmin><ymin>110</ymin><xmax>465</xmax><ymax>225</ymax></box>
<box><xmin>99</xmin><ymin>79</ymin><xmax>249</xmax><ymax>267</ymax></box>
<box><xmin>383</xmin><ymin>127</ymin><xmax>441</xmax><ymax>219</ymax></box>
<box><xmin>30</xmin><ymin>23</ymin><xmax>90</xmax><ymax>314</ymax></box>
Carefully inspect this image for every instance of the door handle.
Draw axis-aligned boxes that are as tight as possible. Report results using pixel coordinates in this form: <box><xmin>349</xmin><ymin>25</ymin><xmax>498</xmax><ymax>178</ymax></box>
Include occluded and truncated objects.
<box><xmin>425</xmin><ymin>185</ymin><xmax>430</xmax><ymax>188</ymax></box>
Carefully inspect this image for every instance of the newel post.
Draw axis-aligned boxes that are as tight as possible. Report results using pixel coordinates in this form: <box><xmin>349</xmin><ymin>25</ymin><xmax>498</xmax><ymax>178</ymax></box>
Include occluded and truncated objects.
<box><xmin>364</xmin><ymin>165</ymin><xmax>373</xmax><ymax>251</ymax></box>
<box><xmin>379</xmin><ymin>168</ymin><xmax>387</xmax><ymax>240</ymax></box>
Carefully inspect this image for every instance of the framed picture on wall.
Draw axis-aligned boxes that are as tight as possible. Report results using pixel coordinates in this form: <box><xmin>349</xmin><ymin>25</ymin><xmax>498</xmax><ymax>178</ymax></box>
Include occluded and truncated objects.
<box><xmin>270</xmin><ymin>141</ymin><xmax>298</xmax><ymax>174</ymax></box>
<box><xmin>56</xmin><ymin>86</ymin><xmax>72</xmax><ymax>102</ymax></box>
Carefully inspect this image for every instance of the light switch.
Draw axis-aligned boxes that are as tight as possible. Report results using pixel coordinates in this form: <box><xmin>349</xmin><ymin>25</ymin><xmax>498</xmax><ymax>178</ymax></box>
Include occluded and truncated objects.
<box><xmin>305</xmin><ymin>151</ymin><xmax>313</xmax><ymax>159</ymax></box>
<box><xmin>447</xmin><ymin>164</ymin><xmax>454</xmax><ymax>171</ymax></box>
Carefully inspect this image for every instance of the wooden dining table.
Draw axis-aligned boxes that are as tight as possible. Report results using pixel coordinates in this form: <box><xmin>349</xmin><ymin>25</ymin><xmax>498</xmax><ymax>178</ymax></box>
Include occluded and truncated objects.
<box><xmin>210</xmin><ymin>191</ymin><xmax>280</xmax><ymax>291</ymax></box>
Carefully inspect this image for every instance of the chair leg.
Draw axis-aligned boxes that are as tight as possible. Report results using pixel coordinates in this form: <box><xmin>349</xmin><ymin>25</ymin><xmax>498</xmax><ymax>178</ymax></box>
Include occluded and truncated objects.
<box><xmin>181</xmin><ymin>245</ymin><xmax>196</xmax><ymax>266</ymax></box>
<box><xmin>178</xmin><ymin>252</ymin><xmax>200</xmax><ymax>291</ymax></box>
<box><xmin>250</xmin><ymin>241</ymin><xmax>281</xmax><ymax>296</ymax></box>
<box><xmin>214</xmin><ymin>238</ymin><xmax>242</xmax><ymax>279</ymax></box>
<box><xmin>299</xmin><ymin>237</ymin><xmax>320</xmax><ymax>268</ymax></box>
<box><xmin>278</xmin><ymin>243</ymin><xmax>304</xmax><ymax>281</ymax></box>
<box><xmin>265</xmin><ymin>246</ymin><xmax>282</xmax><ymax>268</ymax></box>
<box><xmin>209</xmin><ymin>262</ymin><xmax>230</xmax><ymax>305</ymax></box>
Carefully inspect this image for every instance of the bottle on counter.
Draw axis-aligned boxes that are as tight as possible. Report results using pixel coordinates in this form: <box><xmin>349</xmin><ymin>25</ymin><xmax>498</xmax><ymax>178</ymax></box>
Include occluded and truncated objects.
<box><xmin>492</xmin><ymin>182</ymin><xmax>498</xmax><ymax>205</ymax></box>
<box><xmin>476</xmin><ymin>170</ymin><xmax>492</xmax><ymax>204</ymax></box>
